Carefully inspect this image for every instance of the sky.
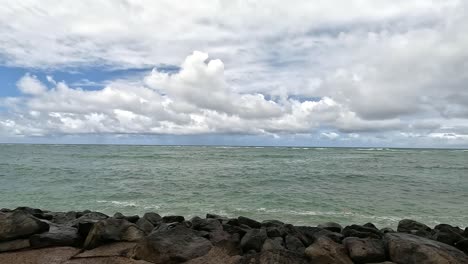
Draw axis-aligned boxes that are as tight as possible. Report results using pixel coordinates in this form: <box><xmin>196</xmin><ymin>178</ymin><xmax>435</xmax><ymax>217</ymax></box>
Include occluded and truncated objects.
<box><xmin>1</xmin><ymin>0</ymin><xmax>468</xmax><ymax>147</ymax></box>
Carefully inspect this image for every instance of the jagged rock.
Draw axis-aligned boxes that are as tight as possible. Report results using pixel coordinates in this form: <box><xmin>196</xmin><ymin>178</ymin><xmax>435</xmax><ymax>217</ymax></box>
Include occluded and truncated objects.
<box><xmin>432</xmin><ymin>224</ymin><xmax>465</xmax><ymax>246</ymax></box>
<box><xmin>380</xmin><ymin>227</ymin><xmax>395</xmax><ymax>234</ymax></box>
<box><xmin>72</xmin><ymin>212</ymin><xmax>109</xmax><ymax>238</ymax></box>
<box><xmin>0</xmin><ymin>239</ymin><xmax>30</xmax><ymax>252</ymax></box>
<box><xmin>0</xmin><ymin>246</ymin><xmax>80</xmax><ymax>264</ymax></box>
<box><xmin>397</xmin><ymin>219</ymin><xmax>431</xmax><ymax>238</ymax></box>
<box><xmin>142</xmin><ymin>212</ymin><xmax>162</xmax><ymax>226</ymax></box>
<box><xmin>225</xmin><ymin>218</ymin><xmax>240</xmax><ymax>226</ymax></box>
<box><xmin>13</xmin><ymin>207</ymin><xmax>46</xmax><ymax>219</ymax></box>
<box><xmin>240</xmin><ymin>228</ymin><xmax>267</xmax><ymax>252</ymax></box>
<box><xmin>304</xmin><ymin>236</ymin><xmax>353</xmax><ymax>264</ymax></box>
<box><xmin>242</xmin><ymin>249</ymin><xmax>309</xmax><ymax>264</ymax></box>
<box><xmin>48</xmin><ymin>211</ymin><xmax>78</xmax><ymax>225</ymax></box>
<box><xmin>192</xmin><ymin>219</ymin><xmax>228</xmax><ymax>243</ymax></box>
<box><xmin>29</xmin><ymin>224</ymin><xmax>81</xmax><ymax>248</ymax></box>
<box><xmin>295</xmin><ymin>226</ymin><xmax>342</xmax><ymax>245</ymax></box>
<box><xmin>342</xmin><ymin>225</ymin><xmax>383</xmax><ymax>239</ymax></box>
<box><xmin>135</xmin><ymin>217</ymin><xmax>154</xmax><ymax>234</ymax></box>
<box><xmin>162</xmin><ymin>215</ymin><xmax>185</xmax><ymax>223</ymax></box>
<box><xmin>385</xmin><ymin>233</ymin><xmax>468</xmax><ymax>264</ymax></box>
<box><xmin>262</xmin><ymin>237</ymin><xmax>284</xmax><ymax>251</ymax></box>
<box><xmin>191</xmin><ymin>217</ymin><xmax>222</xmax><ymax>232</ymax></box>
<box><xmin>114</xmin><ymin>213</ymin><xmax>140</xmax><ymax>223</ymax></box>
<box><xmin>0</xmin><ymin>211</ymin><xmax>49</xmax><ymax>241</ymax></box>
<box><xmin>454</xmin><ymin>239</ymin><xmax>468</xmax><ymax>255</ymax></box>
<box><xmin>132</xmin><ymin>224</ymin><xmax>212</xmax><ymax>264</ymax></box>
<box><xmin>83</xmin><ymin>218</ymin><xmax>145</xmax><ymax>249</ymax></box>
<box><xmin>75</xmin><ymin>242</ymin><xmax>137</xmax><ymax>258</ymax></box>
<box><xmin>261</xmin><ymin>220</ymin><xmax>284</xmax><ymax>227</ymax></box>
<box><xmin>206</xmin><ymin>213</ymin><xmax>228</xmax><ymax>222</ymax></box>
<box><xmin>223</xmin><ymin>224</ymin><xmax>249</xmax><ymax>238</ymax></box>
<box><xmin>238</xmin><ymin>216</ymin><xmax>262</xmax><ymax>229</ymax></box>
<box><xmin>285</xmin><ymin>234</ymin><xmax>305</xmax><ymax>254</ymax></box>
<box><xmin>266</xmin><ymin>226</ymin><xmax>283</xmax><ymax>238</ymax></box>
<box><xmin>343</xmin><ymin>237</ymin><xmax>386</xmax><ymax>263</ymax></box>
<box><xmin>318</xmin><ymin>222</ymin><xmax>342</xmax><ymax>233</ymax></box>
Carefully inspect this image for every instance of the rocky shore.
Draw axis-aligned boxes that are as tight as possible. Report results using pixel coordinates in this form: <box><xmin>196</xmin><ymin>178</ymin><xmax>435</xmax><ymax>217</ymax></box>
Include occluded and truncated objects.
<box><xmin>1</xmin><ymin>207</ymin><xmax>468</xmax><ymax>264</ymax></box>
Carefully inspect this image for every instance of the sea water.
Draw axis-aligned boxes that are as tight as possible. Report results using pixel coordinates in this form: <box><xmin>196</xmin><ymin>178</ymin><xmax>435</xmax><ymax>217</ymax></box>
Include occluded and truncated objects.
<box><xmin>1</xmin><ymin>144</ymin><xmax>467</xmax><ymax>228</ymax></box>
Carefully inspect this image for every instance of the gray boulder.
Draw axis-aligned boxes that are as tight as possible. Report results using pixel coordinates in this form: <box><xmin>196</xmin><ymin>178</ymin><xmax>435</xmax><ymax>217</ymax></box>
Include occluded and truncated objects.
<box><xmin>304</xmin><ymin>236</ymin><xmax>353</xmax><ymax>264</ymax></box>
<box><xmin>397</xmin><ymin>219</ymin><xmax>431</xmax><ymax>238</ymax></box>
<box><xmin>238</xmin><ymin>216</ymin><xmax>262</xmax><ymax>229</ymax></box>
<box><xmin>0</xmin><ymin>211</ymin><xmax>49</xmax><ymax>241</ymax></box>
<box><xmin>142</xmin><ymin>212</ymin><xmax>162</xmax><ymax>226</ymax></box>
<box><xmin>284</xmin><ymin>235</ymin><xmax>305</xmax><ymax>254</ymax></box>
<box><xmin>29</xmin><ymin>224</ymin><xmax>81</xmax><ymax>248</ymax></box>
<box><xmin>317</xmin><ymin>222</ymin><xmax>342</xmax><ymax>233</ymax></box>
<box><xmin>240</xmin><ymin>228</ymin><xmax>267</xmax><ymax>252</ymax></box>
<box><xmin>385</xmin><ymin>233</ymin><xmax>468</xmax><ymax>264</ymax></box>
<box><xmin>132</xmin><ymin>224</ymin><xmax>212</xmax><ymax>264</ymax></box>
<box><xmin>343</xmin><ymin>237</ymin><xmax>386</xmax><ymax>263</ymax></box>
<box><xmin>83</xmin><ymin>218</ymin><xmax>145</xmax><ymax>249</ymax></box>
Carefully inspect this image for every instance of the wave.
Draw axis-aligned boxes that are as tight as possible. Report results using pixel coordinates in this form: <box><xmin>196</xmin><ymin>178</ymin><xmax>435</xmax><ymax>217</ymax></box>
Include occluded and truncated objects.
<box><xmin>97</xmin><ymin>200</ymin><xmax>138</xmax><ymax>207</ymax></box>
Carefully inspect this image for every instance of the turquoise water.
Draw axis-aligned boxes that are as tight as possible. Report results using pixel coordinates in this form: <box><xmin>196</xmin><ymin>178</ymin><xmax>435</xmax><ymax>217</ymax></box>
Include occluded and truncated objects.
<box><xmin>0</xmin><ymin>144</ymin><xmax>467</xmax><ymax>228</ymax></box>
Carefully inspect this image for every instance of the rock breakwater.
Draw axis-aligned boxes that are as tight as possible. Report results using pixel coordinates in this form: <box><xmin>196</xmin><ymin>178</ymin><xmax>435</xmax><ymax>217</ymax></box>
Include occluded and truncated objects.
<box><xmin>0</xmin><ymin>207</ymin><xmax>467</xmax><ymax>263</ymax></box>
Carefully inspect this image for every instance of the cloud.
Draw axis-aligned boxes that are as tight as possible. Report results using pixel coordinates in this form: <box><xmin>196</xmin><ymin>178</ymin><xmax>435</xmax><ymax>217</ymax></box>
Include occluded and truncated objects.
<box><xmin>16</xmin><ymin>74</ymin><xmax>48</xmax><ymax>95</ymax></box>
<box><xmin>1</xmin><ymin>51</ymin><xmax>401</xmax><ymax>138</ymax></box>
<box><xmin>1</xmin><ymin>1</ymin><xmax>468</xmax><ymax>147</ymax></box>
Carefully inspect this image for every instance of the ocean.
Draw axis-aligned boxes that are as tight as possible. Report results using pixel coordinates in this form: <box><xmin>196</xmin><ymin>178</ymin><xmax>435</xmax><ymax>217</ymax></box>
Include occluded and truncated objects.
<box><xmin>1</xmin><ymin>144</ymin><xmax>467</xmax><ymax>228</ymax></box>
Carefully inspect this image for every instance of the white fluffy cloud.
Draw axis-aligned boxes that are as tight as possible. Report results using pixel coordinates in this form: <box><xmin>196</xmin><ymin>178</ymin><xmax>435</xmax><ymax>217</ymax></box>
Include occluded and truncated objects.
<box><xmin>1</xmin><ymin>0</ymin><xmax>468</xmax><ymax>146</ymax></box>
<box><xmin>1</xmin><ymin>52</ymin><xmax>381</xmax><ymax>137</ymax></box>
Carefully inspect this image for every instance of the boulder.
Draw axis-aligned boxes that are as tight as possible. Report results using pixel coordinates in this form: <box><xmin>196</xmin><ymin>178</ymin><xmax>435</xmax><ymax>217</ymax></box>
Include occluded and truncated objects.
<box><xmin>135</xmin><ymin>218</ymin><xmax>154</xmax><ymax>234</ymax></box>
<box><xmin>262</xmin><ymin>237</ymin><xmax>285</xmax><ymax>251</ymax></box>
<box><xmin>240</xmin><ymin>228</ymin><xmax>267</xmax><ymax>252</ymax></box>
<box><xmin>83</xmin><ymin>218</ymin><xmax>145</xmax><ymax>249</ymax></box>
<box><xmin>454</xmin><ymin>238</ymin><xmax>468</xmax><ymax>255</ymax></box>
<box><xmin>29</xmin><ymin>224</ymin><xmax>81</xmax><ymax>248</ymax></box>
<box><xmin>0</xmin><ymin>211</ymin><xmax>49</xmax><ymax>241</ymax></box>
<box><xmin>284</xmin><ymin>235</ymin><xmax>305</xmax><ymax>254</ymax></box>
<box><xmin>343</xmin><ymin>237</ymin><xmax>386</xmax><ymax>263</ymax></box>
<box><xmin>13</xmin><ymin>207</ymin><xmax>47</xmax><ymax>219</ymax></box>
<box><xmin>261</xmin><ymin>220</ymin><xmax>285</xmax><ymax>228</ymax></box>
<box><xmin>238</xmin><ymin>216</ymin><xmax>262</xmax><ymax>229</ymax></box>
<box><xmin>304</xmin><ymin>236</ymin><xmax>353</xmax><ymax>264</ymax></box>
<box><xmin>142</xmin><ymin>212</ymin><xmax>162</xmax><ymax>226</ymax></box>
<box><xmin>432</xmin><ymin>224</ymin><xmax>465</xmax><ymax>246</ymax></box>
<box><xmin>363</xmin><ymin>222</ymin><xmax>378</xmax><ymax>229</ymax></box>
<box><xmin>114</xmin><ymin>212</ymin><xmax>140</xmax><ymax>223</ymax></box>
<box><xmin>342</xmin><ymin>225</ymin><xmax>382</xmax><ymax>239</ymax></box>
<box><xmin>72</xmin><ymin>212</ymin><xmax>109</xmax><ymax>238</ymax></box>
<box><xmin>206</xmin><ymin>213</ymin><xmax>228</xmax><ymax>221</ymax></box>
<box><xmin>266</xmin><ymin>226</ymin><xmax>283</xmax><ymax>238</ymax></box>
<box><xmin>385</xmin><ymin>233</ymin><xmax>468</xmax><ymax>264</ymax></box>
<box><xmin>223</xmin><ymin>224</ymin><xmax>249</xmax><ymax>238</ymax></box>
<box><xmin>295</xmin><ymin>226</ymin><xmax>342</xmax><ymax>245</ymax></box>
<box><xmin>380</xmin><ymin>227</ymin><xmax>395</xmax><ymax>234</ymax></box>
<box><xmin>317</xmin><ymin>222</ymin><xmax>342</xmax><ymax>233</ymax></box>
<box><xmin>162</xmin><ymin>215</ymin><xmax>185</xmax><ymax>223</ymax></box>
<box><xmin>397</xmin><ymin>219</ymin><xmax>431</xmax><ymax>238</ymax></box>
<box><xmin>191</xmin><ymin>217</ymin><xmax>222</xmax><ymax>232</ymax></box>
<box><xmin>132</xmin><ymin>224</ymin><xmax>212</xmax><ymax>264</ymax></box>
<box><xmin>48</xmin><ymin>211</ymin><xmax>78</xmax><ymax>225</ymax></box>
<box><xmin>0</xmin><ymin>238</ymin><xmax>30</xmax><ymax>252</ymax></box>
